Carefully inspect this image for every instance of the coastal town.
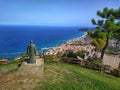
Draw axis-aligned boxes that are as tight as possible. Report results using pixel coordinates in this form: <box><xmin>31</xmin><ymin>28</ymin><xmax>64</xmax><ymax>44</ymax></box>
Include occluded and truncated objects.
<box><xmin>46</xmin><ymin>32</ymin><xmax>95</xmax><ymax>56</ymax></box>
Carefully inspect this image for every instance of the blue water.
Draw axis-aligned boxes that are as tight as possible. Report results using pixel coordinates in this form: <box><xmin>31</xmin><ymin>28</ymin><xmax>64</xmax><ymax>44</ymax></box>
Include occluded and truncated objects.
<box><xmin>0</xmin><ymin>25</ymin><xmax>85</xmax><ymax>60</ymax></box>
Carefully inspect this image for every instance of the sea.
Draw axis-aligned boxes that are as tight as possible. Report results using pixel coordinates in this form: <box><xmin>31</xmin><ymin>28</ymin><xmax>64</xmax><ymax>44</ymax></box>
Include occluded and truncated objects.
<box><xmin>0</xmin><ymin>25</ymin><xmax>86</xmax><ymax>60</ymax></box>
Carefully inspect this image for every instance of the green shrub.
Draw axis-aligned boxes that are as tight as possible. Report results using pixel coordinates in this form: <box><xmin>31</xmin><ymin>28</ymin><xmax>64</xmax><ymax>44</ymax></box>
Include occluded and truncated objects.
<box><xmin>76</xmin><ymin>50</ymin><xmax>86</xmax><ymax>58</ymax></box>
<box><xmin>62</xmin><ymin>50</ymin><xmax>77</xmax><ymax>58</ymax></box>
<box><xmin>107</xmin><ymin>46</ymin><xmax>119</xmax><ymax>52</ymax></box>
<box><xmin>45</xmin><ymin>55</ymin><xmax>55</xmax><ymax>61</ymax></box>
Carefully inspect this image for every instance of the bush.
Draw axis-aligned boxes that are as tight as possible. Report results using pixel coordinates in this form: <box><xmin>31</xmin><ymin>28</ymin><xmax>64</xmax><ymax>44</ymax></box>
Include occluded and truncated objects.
<box><xmin>107</xmin><ymin>46</ymin><xmax>120</xmax><ymax>54</ymax></box>
<box><xmin>45</xmin><ymin>55</ymin><xmax>54</xmax><ymax>61</ymax></box>
<box><xmin>76</xmin><ymin>50</ymin><xmax>86</xmax><ymax>58</ymax></box>
<box><xmin>62</xmin><ymin>50</ymin><xmax>77</xmax><ymax>58</ymax></box>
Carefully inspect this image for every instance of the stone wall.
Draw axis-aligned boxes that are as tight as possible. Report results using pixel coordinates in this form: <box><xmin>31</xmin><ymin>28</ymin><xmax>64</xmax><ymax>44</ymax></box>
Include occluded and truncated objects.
<box><xmin>103</xmin><ymin>54</ymin><xmax>120</xmax><ymax>69</ymax></box>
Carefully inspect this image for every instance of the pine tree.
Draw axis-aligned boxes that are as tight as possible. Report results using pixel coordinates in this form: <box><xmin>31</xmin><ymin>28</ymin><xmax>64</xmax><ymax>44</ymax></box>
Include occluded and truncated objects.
<box><xmin>89</xmin><ymin>7</ymin><xmax>120</xmax><ymax>60</ymax></box>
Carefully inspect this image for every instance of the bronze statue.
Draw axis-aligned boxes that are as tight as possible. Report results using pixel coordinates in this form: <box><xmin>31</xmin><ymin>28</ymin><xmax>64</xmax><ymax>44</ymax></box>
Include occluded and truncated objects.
<box><xmin>27</xmin><ymin>40</ymin><xmax>37</xmax><ymax>63</ymax></box>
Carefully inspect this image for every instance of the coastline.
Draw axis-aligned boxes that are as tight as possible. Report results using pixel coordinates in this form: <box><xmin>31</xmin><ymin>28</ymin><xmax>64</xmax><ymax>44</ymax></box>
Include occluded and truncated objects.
<box><xmin>66</xmin><ymin>32</ymin><xmax>87</xmax><ymax>44</ymax></box>
<box><xmin>46</xmin><ymin>32</ymin><xmax>94</xmax><ymax>55</ymax></box>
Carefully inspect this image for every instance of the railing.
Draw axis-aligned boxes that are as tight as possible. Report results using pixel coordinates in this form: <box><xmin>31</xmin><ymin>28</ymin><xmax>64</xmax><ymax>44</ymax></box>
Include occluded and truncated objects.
<box><xmin>61</xmin><ymin>57</ymin><xmax>120</xmax><ymax>77</ymax></box>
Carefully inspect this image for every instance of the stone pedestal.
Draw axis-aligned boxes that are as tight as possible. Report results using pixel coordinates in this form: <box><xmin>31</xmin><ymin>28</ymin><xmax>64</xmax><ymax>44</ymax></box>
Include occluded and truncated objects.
<box><xmin>17</xmin><ymin>57</ymin><xmax>44</xmax><ymax>76</ymax></box>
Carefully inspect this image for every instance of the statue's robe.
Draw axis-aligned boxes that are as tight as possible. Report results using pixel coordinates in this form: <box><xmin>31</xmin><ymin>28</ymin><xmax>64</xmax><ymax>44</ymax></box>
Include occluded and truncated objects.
<box><xmin>27</xmin><ymin>43</ymin><xmax>37</xmax><ymax>63</ymax></box>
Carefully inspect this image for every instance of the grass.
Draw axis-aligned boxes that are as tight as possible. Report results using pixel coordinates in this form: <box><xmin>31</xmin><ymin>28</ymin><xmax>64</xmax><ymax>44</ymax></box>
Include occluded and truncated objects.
<box><xmin>0</xmin><ymin>61</ymin><xmax>120</xmax><ymax>90</ymax></box>
<box><xmin>34</xmin><ymin>62</ymin><xmax>120</xmax><ymax>90</ymax></box>
<box><xmin>0</xmin><ymin>61</ymin><xmax>22</xmax><ymax>73</ymax></box>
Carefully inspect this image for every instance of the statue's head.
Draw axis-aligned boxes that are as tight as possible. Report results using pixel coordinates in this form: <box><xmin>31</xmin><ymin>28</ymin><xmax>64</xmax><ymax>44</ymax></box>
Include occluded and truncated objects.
<box><xmin>30</xmin><ymin>40</ymin><xmax>33</xmax><ymax>44</ymax></box>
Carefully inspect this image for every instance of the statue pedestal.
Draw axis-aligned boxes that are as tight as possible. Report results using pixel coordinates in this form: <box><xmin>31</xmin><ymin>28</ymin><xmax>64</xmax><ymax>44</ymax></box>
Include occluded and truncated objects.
<box><xmin>17</xmin><ymin>57</ymin><xmax>44</xmax><ymax>76</ymax></box>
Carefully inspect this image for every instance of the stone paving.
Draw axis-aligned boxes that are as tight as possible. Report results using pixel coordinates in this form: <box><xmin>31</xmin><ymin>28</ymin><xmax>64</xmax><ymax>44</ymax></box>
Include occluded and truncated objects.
<box><xmin>17</xmin><ymin>57</ymin><xmax>44</xmax><ymax>76</ymax></box>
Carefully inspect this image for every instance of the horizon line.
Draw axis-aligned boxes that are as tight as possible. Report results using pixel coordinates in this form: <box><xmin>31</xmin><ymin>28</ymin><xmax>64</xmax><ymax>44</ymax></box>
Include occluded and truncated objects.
<box><xmin>0</xmin><ymin>24</ymin><xmax>94</xmax><ymax>27</ymax></box>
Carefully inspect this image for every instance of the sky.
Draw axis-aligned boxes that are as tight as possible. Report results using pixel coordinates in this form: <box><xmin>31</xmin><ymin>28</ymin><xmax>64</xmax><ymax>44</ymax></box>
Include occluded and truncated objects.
<box><xmin>0</xmin><ymin>0</ymin><xmax>120</xmax><ymax>26</ymax></box>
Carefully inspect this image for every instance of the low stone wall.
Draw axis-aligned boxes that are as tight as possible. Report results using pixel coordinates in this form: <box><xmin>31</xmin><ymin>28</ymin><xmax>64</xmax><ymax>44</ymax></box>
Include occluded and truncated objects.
<box><xmin>103</xmin><ymin>54</ymin><xmax>120</xmax><ymax>69</ymax></box>
<box><xmin>17</xmin><ymin>58</ymin><xmax>44</xmax><ymax>76</ymax></box>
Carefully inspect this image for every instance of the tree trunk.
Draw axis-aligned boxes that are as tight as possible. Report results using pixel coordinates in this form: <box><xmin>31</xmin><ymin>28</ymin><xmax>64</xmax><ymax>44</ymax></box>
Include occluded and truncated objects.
<box><xmin>100</xmin><ymin>34</ymin><xmax>109</xmax><ymax>60</ymax></box>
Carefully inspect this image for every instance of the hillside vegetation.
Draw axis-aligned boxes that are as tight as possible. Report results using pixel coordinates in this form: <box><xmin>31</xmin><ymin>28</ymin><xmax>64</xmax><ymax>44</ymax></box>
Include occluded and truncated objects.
<box><xmin>0</xmin><ymin>61</ymin><xmax>120</xmax><ymax>90</ymax></box>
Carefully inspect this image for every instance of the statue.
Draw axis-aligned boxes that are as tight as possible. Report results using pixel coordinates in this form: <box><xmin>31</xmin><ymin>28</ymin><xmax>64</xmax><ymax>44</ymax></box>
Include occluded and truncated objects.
<box><xmin>27</xmin><ymin>40</ymin><xmax>37</xmax><ymax>63</ymax></box>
